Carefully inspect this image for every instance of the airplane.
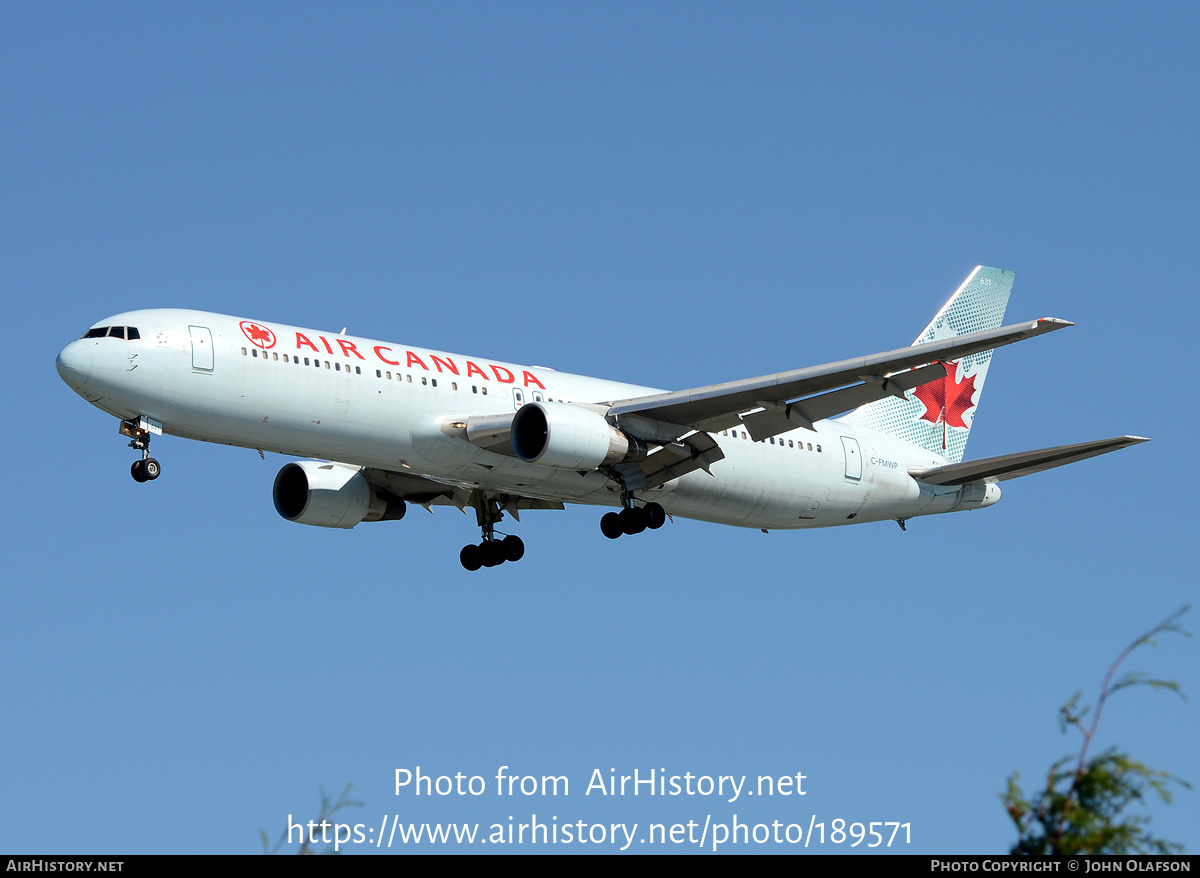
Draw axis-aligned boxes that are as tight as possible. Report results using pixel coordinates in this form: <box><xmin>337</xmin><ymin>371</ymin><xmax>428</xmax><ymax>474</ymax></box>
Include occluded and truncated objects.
<box><xmin>56</xmin><ymin>266</ymin><xmax>1147</xmax><ymax>571</ymax></box>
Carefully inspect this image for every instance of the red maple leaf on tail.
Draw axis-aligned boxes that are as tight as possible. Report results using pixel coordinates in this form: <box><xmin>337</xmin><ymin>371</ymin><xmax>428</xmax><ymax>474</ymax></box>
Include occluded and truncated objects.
<box><xmin>913</xmin><ymin>360</ymin><xmax>978</xmax><ymax>448</ymax></box>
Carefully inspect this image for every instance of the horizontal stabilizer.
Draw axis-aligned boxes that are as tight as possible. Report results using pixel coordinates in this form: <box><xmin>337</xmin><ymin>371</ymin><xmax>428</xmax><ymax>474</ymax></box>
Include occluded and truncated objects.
<box><xmin>908</xmin><ymin>436</ymin><xmax>1150</xmax><ymax>486</ymax></box>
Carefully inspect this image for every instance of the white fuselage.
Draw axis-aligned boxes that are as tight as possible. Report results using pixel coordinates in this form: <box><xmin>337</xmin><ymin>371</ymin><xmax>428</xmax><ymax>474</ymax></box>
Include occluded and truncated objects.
<box><xmin>56</xmin><ymin>308</ymin><xmax>1000</xmax><ymax>531</ymax></box>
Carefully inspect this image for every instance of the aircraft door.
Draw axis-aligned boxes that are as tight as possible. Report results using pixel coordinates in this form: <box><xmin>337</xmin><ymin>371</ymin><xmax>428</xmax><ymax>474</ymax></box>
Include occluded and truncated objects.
<box><xmin>841</xmin><ymin>436</ymin><xmax>862</xmax><ymax>481</ymax></box>
<box><xmin>189</xmin><ymin>325</ymin><xmax>214</xmax><ymax>372</ymax></box>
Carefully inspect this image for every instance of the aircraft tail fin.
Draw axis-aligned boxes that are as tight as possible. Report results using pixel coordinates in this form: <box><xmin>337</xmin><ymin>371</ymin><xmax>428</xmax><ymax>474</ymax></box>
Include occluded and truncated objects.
<box><xmin>841</xmin><ymin>265</ymin><xmax>1015</xmax><ymax>463</ymax></box>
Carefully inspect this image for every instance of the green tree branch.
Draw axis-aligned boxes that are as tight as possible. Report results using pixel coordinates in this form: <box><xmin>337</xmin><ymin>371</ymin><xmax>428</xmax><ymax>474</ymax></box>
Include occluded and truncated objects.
<box><xmin>1003</xmin><ymin>606</ymin><xmax>1191</xmax><ymax>855</ymax></box>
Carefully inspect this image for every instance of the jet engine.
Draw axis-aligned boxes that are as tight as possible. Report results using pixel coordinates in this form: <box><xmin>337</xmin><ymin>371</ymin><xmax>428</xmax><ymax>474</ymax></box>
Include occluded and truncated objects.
<box><xmin>273</xmin><ymin>461</ymin><xmax>406</xmax><ymax>528</ymax></box>
<box><xmin>510</xmin><ymin>402</ymin><xmax>648</xmax><ymax>470</ymax></box>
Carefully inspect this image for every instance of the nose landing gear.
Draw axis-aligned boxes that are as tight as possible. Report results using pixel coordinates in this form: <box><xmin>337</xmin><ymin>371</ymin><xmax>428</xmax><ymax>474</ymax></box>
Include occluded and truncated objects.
<box><xmin>121</xmin><ymin>418</ymin><xmax>161</xmax><ymax>483</ymax></box>
<box><xmin>130</xmin><ymin>457</ymin><xmax>161</xmax><ymax>482</ymax></box>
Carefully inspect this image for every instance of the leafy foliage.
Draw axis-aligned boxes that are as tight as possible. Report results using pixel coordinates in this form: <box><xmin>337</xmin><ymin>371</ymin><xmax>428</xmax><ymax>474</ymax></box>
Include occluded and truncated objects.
<box><xmin>1003</xmin><ymin>607</ymin><xmax>1190</xmax><ymax>855</ymax></box>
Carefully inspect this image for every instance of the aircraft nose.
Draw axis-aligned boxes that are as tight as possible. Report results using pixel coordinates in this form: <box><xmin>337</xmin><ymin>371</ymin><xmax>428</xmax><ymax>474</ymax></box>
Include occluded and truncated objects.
<box><xmin>56</xmin><ymin>340</ymin><xmax>93</xmax><ymax>390</ymax></box>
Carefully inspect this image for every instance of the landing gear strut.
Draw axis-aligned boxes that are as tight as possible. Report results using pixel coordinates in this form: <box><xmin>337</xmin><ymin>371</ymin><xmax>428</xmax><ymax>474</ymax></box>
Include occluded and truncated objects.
<box><xmin>600</xmin><ymin>491</ymin><xmax>666</xmax><ymax>540</ymax></box>
<box><xmin>460</xmin><ymin>493</ymin><xmax>525</xmax><ymax>571</ymax></box>
<box><xmin>121</xmin><ymin>418</ymin><xmax>161</xmax><ymax>483</ymax></box>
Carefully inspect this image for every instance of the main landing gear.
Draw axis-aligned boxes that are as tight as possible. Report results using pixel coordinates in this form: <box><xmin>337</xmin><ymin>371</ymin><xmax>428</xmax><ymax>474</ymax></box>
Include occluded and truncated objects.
<box><xmin>460</xmin><ymin>493</ymin><xmax>525</xmax><ymax>572</ymax></box>
<box><xmin>121</xmin><ymin>418</ymin><xmax>161</xmax><ymax>483</ymax></box>
<box><xmin>600</xmin><ymin>499</ymin><xmax>666</xmax><ymax>539</ymax></box>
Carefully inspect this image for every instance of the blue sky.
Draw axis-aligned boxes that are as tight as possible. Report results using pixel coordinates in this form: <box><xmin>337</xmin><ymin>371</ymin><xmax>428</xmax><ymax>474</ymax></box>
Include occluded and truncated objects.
<box><xmin>3</xmin><ymin>2</ymin><xmax>1195</xmax><ymax>854</ymax></box>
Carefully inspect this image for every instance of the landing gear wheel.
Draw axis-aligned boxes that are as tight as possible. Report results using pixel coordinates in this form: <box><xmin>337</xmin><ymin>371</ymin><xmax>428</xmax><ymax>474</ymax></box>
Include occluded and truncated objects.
<box><xmin>481</xmin><ymin>540</ymin><xmax>506</xmax><ymax>567</ymax></box>
<box><xmin>131</xmin><ymin>460</ymin><xmax>147</xmax><ymax>483</ymax></box>
<box><xmin>142</xmin><ymin>458</ymin><xmax>161</xmax><ymax>480</ymax></box>
<box><xmin>600</xmin><ymin>512</ymin><xmax>623</xmax><ymax>540</ymax></box>
<box><xmin>460</xmin><ymin>544</ymin><xmax>482</xmax><ymax>572</ymax></box>
<box><xmin>502</xmin><ymin>535</ymin><xmax>525</xmax><ymax>562</ymax></box>
<box><xmin>620</xmin><ymin>507</ymin><xmax>647</xmax><ymax>535</ymax></box>
<box><xmin>644</xmin><ymin>502</ymin><xmax>666</xmax><ymax>529</ymax></box>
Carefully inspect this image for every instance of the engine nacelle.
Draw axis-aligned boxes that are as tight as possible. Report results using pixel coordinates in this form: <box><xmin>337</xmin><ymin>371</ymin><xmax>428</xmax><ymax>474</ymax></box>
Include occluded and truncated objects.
<box><xmin>273</xmin><ymin>461</ymin><xmax>405</xmax><ymax>528</ymax></box>
<box><xmin>511</xmin><ymin>402</ymin><xmax>648</xmax><ymax>470</ymax></box>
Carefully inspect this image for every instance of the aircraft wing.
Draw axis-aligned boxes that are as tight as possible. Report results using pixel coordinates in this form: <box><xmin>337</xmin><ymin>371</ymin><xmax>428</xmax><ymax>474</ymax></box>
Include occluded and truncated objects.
<box><xmin>360</xmin><ymin>467</ymin><xmax>460</xmax><ymax>506</ymax></box>
<box><xmin>360</xmin><ymin>467</ymin><xmax>564</xmax><ymax>514</ymax></box>
<box><xmin>605</xmin><ymin>318</ymin><xmax>1071</xmax><ymax>442</ymax></box>
<box><xmin>907</xmin><ymin>436</ymin><xmax>1150</xmax><ymax>485</ymax></box>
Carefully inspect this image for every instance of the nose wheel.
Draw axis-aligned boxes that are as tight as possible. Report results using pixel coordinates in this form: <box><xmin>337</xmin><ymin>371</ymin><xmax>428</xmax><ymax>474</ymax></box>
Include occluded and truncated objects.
<box><xmin>121</xmin><ymin>418</ymin><xmax>161</xmax><ymax>483</ymax></box>
<box><xmin>131</xmin><ymin>458</ymin><xmax>161</xmax><ymax>482</ymax></box>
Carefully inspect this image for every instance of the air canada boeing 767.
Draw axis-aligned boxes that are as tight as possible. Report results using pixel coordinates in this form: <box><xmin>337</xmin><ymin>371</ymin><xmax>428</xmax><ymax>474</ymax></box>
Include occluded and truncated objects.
<box><xmin>56</xmin><ymin>266</ymin><xmax>1146</xmax><ymax>570</ymax></box>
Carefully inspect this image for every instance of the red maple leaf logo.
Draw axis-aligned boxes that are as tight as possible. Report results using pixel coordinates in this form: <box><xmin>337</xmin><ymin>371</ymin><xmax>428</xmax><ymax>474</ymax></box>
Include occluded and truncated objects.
<box><xmin>240</xmin><ymin>321</ymin><xmax>276</xmax><ymax>349</ymax></box>
<box><xmin>913</xmin><ymin>360</ymin><xmax>978</xmax><ymax>430</ymax></box>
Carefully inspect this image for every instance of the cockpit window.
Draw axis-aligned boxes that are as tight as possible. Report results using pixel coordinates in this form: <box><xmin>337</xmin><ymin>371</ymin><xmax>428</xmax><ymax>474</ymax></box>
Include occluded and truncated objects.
<box><xmin>82</xmin><ymin>326</ymin><xmax>140</xmax><ymax>340</ymax></box>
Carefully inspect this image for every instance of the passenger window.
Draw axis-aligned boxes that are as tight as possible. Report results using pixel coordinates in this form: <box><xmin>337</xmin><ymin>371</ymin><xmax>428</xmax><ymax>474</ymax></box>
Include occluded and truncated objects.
<box><xmin>252</xmin><ymin>348</ymin><xmax>258</xmax><ymax>357</ymax></box>
<box><xmin>816</xmin><ymin>445</ymin><xmax>822</xmax><ymax>452</ymax></box>
<box><xmin>241</xmin><ymin>347</ymin><xmax>247</xmax><ymax>356</ymax></box>
<box><xmin>452</xmin><ymin>382</ymin><xmax>458</xmax><ymax>390</ymax></box>
<box><xmin>431</xmin><ymin>379</ymin><xmax>437</xmax><ymax>387</ymax></box>
<box><xmin>472</xmin><ymin>385</ymin><xmax>478</xmax><ymax>394</ymax></box>
<box><xmin>421</xmin><ymin>376</ymin><xmax>427</xmax><ymax>385</ymax></box>
<box><xmin>481</xmin><ymin>387</ymin><xmax>487</xmax><ymax>395</ymax></box>
<box><xmin>273</xmin><ymin>352</ymin><xmax>278</xmax><ymax>361</ymax></box>
<box><xmin>355</xmin><ymin>366</ymin><xmax>361</xmax><ymax>374</ymax></box>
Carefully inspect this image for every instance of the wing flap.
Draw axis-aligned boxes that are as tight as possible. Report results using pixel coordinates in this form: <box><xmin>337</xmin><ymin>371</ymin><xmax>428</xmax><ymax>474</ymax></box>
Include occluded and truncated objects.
<box><xmin>618</xmin><ymin>432</ymin><xmax>727</xmax><ymax>492</ymax></box>
<box><xmin>908</xmin><ymin>436</ymin><xmax>1150</xmax><ymax>486</ymax></box>
<box><xmin>360</xmin><ymin>467</ymin><xmax>565</xmax><ymax>511</ymax></box>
